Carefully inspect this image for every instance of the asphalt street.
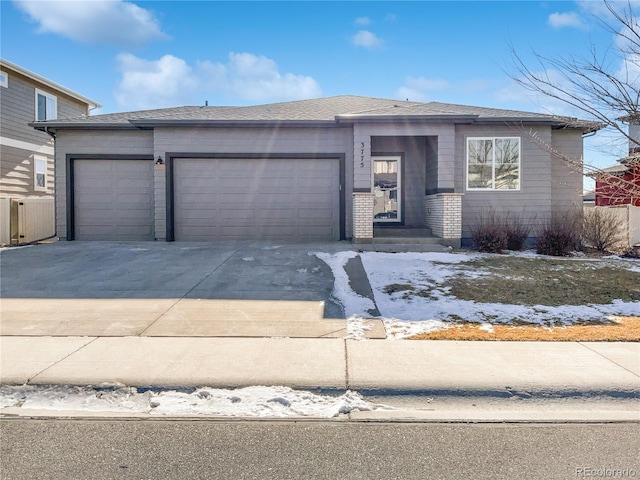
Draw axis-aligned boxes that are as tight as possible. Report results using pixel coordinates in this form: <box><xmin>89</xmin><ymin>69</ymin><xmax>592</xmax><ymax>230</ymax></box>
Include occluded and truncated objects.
<box><xmin>1</xmin><ymin>419</ymin><xmax>639</xmax><ymax>480</ymax></box>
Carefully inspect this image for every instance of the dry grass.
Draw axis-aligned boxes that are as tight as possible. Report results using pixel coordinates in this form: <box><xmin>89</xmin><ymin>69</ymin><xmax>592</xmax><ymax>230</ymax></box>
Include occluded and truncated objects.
<box><xmin>409</xmin><ymin>316</ymin><xmax>640</xmax><ymax>342</ymax></box>
<box><xmin>444</xmin><ymin>257</ymin><xmax>640</xmax><ymax>306</ymax></box>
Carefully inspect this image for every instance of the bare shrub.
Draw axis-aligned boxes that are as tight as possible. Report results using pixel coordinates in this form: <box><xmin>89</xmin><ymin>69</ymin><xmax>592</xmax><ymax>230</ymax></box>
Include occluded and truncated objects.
<box><xmin>582</xmin><ymin>208</ymin><xmax>627</xmax><ymax>252</ymax></box>
<box><xmin>470</xmin><ymin>210</ymin><xmax>534</xmax><ymax>253</ymax></box>
<box><xmin>503</xmin><ymin>212</ymin><xmax>533</xmax><ymax>251</ymax></box>
<box><xmin>536</xmin><ymin>210</ymin><xmax>583</xmax><ymax>256</ymax></box>
<box><xmin>469</xmin><ymin>210</ymin><xmax>507</xmax><ymax>253</ymax></box>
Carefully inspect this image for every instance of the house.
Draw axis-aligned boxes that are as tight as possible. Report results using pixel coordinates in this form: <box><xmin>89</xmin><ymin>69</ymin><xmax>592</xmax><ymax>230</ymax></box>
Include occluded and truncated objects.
<box><xmin>594</xmin><ymin>119</ymin><xmax>640</xmax><ymax>207</ymax></box>
<box><xmin>0</xmin><ymin>59</ymin><xmax>100</xmax><ymax>245</ymax></box>
<box><xmin>30</xmin><ymin>95</ymin><xmax>596</xmax><ymax>246</ymax></box>
<box><xmin>590</xmin><ymin>118</ymin><xmax>640</xmax><ymax>248</ymax></box>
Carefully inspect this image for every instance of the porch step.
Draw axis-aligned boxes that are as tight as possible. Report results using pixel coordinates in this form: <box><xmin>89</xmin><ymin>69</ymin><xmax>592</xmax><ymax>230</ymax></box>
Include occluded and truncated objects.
<box><xmin>373</xmin><ymin>228</ymin><xmax>436</xmax><ymax>243</ymax></box>
<box><xmin>359</xmin><ymin>243</ymin><xmax>451</xmax><ymax>253</ymax></box>
<box><xmin>373</xmin><ymin>227</ymin><xmax>431</xmax><ymax>235</ymax></box>
<box><xmin>368</xmin><ymin>227</ymin><xmax>452</xmax><ymax>251</ymax></box>
<box><xmin>372</xmin><ymin>236</ymin><xmax>443</xmax><ymax>245</ymax></box>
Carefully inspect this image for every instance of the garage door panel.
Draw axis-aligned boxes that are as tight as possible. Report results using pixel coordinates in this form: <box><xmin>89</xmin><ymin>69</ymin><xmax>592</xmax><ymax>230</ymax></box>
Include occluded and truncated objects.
<box><xmin>298</xmin><ymin>177</ymin><xmax>333</xmax><ymax>189</ymax></box>
<box><xmin>116</xmin><ymin>193</ymin><xmax>153</xmax><ymax>205</ymax></box>
<box><xmin>298</xmin><ymin>209</ymin><xmax>334</xmax><ymax>220</ymax></box>
<box><xmin>174</xmin><ymin>158</ymin><xmax>340</xmax><ymax>241</ymax></box>
<box><xmin>298</xmin><ymin>225</ymin><xmax>334</xmax><ymax>235</ymax></box>
<box><xmin>74</xmin><ymin>159</ymin><xmax>153</xmax><ymax>241</ymax></box>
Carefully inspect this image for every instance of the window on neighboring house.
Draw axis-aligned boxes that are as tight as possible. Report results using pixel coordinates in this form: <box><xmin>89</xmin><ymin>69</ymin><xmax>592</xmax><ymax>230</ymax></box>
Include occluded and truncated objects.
<box><xmin>35</xmin><ymin>89</ymin><xmax>57</xmax><ymax>121</ymax></box>
<box><xmin>467</xmin><ymin>137</ymin><xmax>520</xmax><ymax>190</ymax></box>
<box><xmin>34</xmin><ymin>156</ymin><xmax>47</xmax><ymax>191</ymax></box>
<box><xmin>0</xmin><ymin>71</ymin><xmax>7</xmax><ymax>88</ymax></box>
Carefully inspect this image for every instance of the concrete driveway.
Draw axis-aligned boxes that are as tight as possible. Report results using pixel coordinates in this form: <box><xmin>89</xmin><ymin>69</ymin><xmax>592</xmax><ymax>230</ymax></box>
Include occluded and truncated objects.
<box><xmin>0</xmin><ymin>241</ymin><xmax>385</xmax><ymax>339</ymax></box>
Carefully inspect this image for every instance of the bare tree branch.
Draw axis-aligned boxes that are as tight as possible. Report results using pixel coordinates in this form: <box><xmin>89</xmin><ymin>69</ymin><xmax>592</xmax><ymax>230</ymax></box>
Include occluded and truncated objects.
<box><xmin>508</xmin><ymin>1</ymin><xmax>639</xmax><ymax>148</ymax></box>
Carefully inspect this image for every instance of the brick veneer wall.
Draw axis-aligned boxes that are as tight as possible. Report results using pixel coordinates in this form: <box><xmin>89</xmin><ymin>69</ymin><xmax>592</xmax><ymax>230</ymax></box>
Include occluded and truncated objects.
<box><xmin>424</xmin><ymin>193</ymin><xmax>462</xmax><ymax>240</ymax></box>
<box><xmin>352</xmin><ymin>192</ymin><xmax>374</xmax><ymax>242</ymax></box>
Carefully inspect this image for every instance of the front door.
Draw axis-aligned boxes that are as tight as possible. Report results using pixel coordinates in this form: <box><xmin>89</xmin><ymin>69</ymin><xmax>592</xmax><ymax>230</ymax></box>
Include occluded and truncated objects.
<box><xmin>373</xmin><ymin>156</ymin><xmax>401</xmax><ymax>223</ymax></box>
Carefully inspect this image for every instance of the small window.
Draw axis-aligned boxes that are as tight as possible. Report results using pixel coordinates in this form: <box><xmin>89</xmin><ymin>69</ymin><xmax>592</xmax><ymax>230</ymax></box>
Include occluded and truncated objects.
<box><xmin>35</xmin><ymin>89</ymin><xmax>57</xmax><ymax>121</ymax></box>
<box><xmin>34</xmin><ymin>156</ymin><xmax>47</xmax><ymax>191</ymax></box>
<box><xmin>467</xmin><ymin>137</ymin><xmax>520</xmax><ymax>190</ymax></box>
<box><xmin>0</xmin><ymin>71</ymin><xmax>7</xmax><ymax>88</ymax></box>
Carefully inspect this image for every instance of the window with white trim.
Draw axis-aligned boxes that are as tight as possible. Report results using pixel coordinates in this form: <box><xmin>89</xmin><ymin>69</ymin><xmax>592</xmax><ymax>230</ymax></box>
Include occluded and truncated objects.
<box><xmin>35</xmin><ymin>89</ymin><xmax>57</xmax><ymax>121</ymax></box>
<box><xmin>34</xmin><ymin>156</ymin><xmax>47</xmax><ymax>191</ymax></box>
<box><xmin>0</xmin><ymin>71</ymin><xmax>7</xmax><ymax>88</ymax></box>
<box><xmin>467</xmin><ymin>137</ymin><xmax>520</xmax><ymax>190</ymax></box>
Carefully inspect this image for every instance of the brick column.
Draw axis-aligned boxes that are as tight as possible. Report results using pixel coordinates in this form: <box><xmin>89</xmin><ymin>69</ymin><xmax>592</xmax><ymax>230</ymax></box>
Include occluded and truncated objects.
<box><xmin>352</xmin><ymin>192</ymin><xmax>374</xmax><ymax>243</ymax></box>
<box><xmin>424</xmin><ymin>193</ymin><xmax>462</xmax><ymax>247</ymax></box>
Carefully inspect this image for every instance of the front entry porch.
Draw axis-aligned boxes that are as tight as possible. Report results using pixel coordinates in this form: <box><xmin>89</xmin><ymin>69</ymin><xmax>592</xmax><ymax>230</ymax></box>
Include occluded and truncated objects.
<box><xmin>353</xmin><ymin>192</ymin><xmax>463</xmax><ymax>248</ymax></box>
<box><xmin>350</xmin><ymin>128</ymin><xmax>463</xmax><ymax>247</ymax></box>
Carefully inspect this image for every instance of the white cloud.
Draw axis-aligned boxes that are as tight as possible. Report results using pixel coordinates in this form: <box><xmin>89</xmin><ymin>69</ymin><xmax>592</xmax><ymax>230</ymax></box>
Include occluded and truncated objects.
<box><xmin>548</xmin><ymin>11</ymin><xmax>584</xmax><ymax>29</ymax></box>
<box><xmin>395</xmin><ymin>76</ymin><xmax>450</xmax><ymax>102</ymax></box>
<box><xmin>354</xmin><ymin>16</ymin><xmax>370</xmax><ymax>25</ymax></box>
<box><xmin>351</xmin><ymin>30</ymin><xmax>383</xmax><ymax>49</ymax></box>
<box><xmin>404</xmin><ymin>76</ymin><xmax>450</xmax><ymax>91</ymax></box>
<box><xmin>385</xmin><ymin>13</ymin><xmax>397</xmax><ymax>22</ymax></box>
<box><xmin>617</xmin><ymin>53</ymin><xmax>640</xmax><ymax>89</ymax></box>
<box><xmin>115</xmin><ymin>54</ymin><xmax>197</xmax><ymax>109</ymax></box>
<box><xmin>115</xmin><ymin>52</ymin><xmax>322</xmax><ymax>109</ymax></box>
<box><xmin>13</xmin><ymin>0</ymin><xmax>167</xmax><ymax>48</ymax></box>
<box><xmin>199</xmin><ymin>52</ymin><xmax>322</xmax><ymax>102</ymax></box>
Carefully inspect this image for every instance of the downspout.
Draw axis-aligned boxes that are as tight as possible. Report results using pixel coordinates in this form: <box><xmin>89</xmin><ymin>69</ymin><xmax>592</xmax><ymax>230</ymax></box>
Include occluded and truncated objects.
<box><xmin>44</xmin><ymin>126</ymin><xmax>58</xmax><ymax>241</ymax></box>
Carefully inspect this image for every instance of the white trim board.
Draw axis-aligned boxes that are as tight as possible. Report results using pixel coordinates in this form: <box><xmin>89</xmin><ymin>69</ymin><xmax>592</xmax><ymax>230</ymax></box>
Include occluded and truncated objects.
<box><xmin>0</xmin><ymin>136</ymin><xmax>54</xmax><ymax>155</ymax></box>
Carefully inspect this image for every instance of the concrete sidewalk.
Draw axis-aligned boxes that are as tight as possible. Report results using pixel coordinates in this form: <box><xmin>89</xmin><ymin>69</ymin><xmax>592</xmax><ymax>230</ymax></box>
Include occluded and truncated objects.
<box><xmin>1</xmin><ymin>241</ymin><xmax>639</xmax><ymax>420</ymax></box>
<box><xmin>2</xmin><ymin>335</ymin><xmax>639</xmax><ymax>397</ymax></box>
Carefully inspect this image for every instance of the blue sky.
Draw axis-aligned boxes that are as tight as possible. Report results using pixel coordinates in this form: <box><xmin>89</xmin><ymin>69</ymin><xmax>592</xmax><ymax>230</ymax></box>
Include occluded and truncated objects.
<box><xmin>1</xmin><ymin>0</ymin><xmax>637</xmax><ymax>178</ymax></box>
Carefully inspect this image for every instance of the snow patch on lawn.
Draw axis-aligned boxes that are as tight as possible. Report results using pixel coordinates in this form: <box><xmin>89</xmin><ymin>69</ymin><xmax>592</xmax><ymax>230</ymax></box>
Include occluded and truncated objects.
<box><xmin>314</xmin><ymin>250</ymin><xmax>640</xmax><ymax>339</ymax></box>
<box><xmin>0</xmin><ymin>385</ymin><xmax>380</xmax><ymax>418</ymax></box>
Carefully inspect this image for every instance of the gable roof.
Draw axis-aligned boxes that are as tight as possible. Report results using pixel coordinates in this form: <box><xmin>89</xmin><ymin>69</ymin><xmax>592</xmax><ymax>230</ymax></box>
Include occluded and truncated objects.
<box><xmin>1</xmin><ymin>58</ymin><xmax>101</xmax><ymax>110</ymax></box>
<box><xmin>30</xmin><ymin>95</ymin><xmax>598</xmax><ymax>131</ymax></box>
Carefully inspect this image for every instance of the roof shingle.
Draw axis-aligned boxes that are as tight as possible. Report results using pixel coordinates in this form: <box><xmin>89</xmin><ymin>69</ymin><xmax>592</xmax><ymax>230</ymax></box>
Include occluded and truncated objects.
<box><xmin>31</xmin><ymin>95</ymin><xmax>594</xmax><ymax>129</ymax></box>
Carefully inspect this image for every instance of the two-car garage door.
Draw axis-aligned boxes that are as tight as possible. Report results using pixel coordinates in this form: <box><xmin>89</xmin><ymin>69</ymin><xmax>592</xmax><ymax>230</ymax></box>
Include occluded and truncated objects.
<box><xmin>72</xmin><ymin>157</ymin><xmax>341</xmax><ymax>241</ymax></box>
<box><xmin>173</xmin><ymin>158</ymin><xmax>341</xmax><ymax>241</ymax></box>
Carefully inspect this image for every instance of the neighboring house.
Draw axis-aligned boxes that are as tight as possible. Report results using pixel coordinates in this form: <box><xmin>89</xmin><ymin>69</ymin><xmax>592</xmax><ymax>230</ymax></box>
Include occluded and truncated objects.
<box><xmin>594</xmin><ymin>162</ymin><xmax>640</xmax><ymax>207</ymax></box>
<box><xmin>590</xmin><ymin>118</ymin><xmax>640</xmax><ymax>247</ymax></box>
<box><xmin>31</xmin><ymin>95</ymin><xmax>596</xmax><ymax>246</ymax></box>
<box><xmin>0</xmin><ymin>59</ymin><xmax>100</xmax><ymax>245</ymax></box>
<box><xmin>594</xmin><ymin>120</ymin><xmax>640</xmax><ymax>207</ymax></box>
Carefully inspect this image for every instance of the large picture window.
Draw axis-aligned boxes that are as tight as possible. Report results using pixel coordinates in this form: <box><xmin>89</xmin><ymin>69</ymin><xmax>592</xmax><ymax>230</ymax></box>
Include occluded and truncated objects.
<box><xmin>467</xmin><ymin>137</ymin><xmax>520</xmax><ymax>190</ymax></box>
<box><xmin>35</xmin><ymin>89</ymin><xmax>57</xmax><ymax>121</ymax></box>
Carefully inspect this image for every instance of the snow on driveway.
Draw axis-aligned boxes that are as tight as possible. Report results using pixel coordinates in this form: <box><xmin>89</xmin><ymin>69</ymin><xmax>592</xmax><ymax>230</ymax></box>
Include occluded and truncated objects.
<box><xmin>315</xmin><ymin>250</ymin><xmax>640</xmax><ymax>340</ymax></box>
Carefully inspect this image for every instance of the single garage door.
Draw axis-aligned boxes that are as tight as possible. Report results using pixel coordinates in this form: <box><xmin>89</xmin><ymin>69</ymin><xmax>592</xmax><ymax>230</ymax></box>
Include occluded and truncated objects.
<box><xmin>174</xmin><ymin>157</ymin><xmax>341</xmax><ymax>241</ymax></box>
<box><xmin>74</xmin><ymin>159</ymin><xmax>154</xmax><ymax>240</ymax></box>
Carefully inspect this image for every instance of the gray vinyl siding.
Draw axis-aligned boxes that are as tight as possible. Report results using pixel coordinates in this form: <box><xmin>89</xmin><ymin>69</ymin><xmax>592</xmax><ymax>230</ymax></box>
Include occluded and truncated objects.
<box><xmin>371</xmin><ymin>136</ymin><xmax>427</xmax><ymax>227</ymax></box>
<box><xmin>54</xmin><ymin>129</ymin><xmax>154</xmax><ymax>239</ymax></box>
<box><xmin>425</xmin><ymin>137</ymin><xmax>438</xmax><ymax>192</ymax></box>
<box><xmin>550</xmin><ymin>129</ymin><xmax>583</xmax><ymax>214</ymax></box>
<box><xmin>1</xmin><ymin>67</ymin><xmax>91</xmax><ymax>203</ymax></box>
<box><xmin>154</xmin><ymin>126</ymin><xmax>352</xmax><ymax>239</ymax></box>
<box><xmin>356</xmin><ymin>123</ymin><xmax>456</xmax><ymax>191</ymax></box>
<box><xmin>0</xmin><ymin>144</ymin><xmax>53</xmax><ymax>197</ymax></box>
<box><xmin>0</xmin><ymin>68</ymin><xmax>88</xmax><ymax>145</ymax></box>
<box><xmin>456</xmin><ymin>124</ymin><xmax>556</xmax><ymax>239</ymax></box>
